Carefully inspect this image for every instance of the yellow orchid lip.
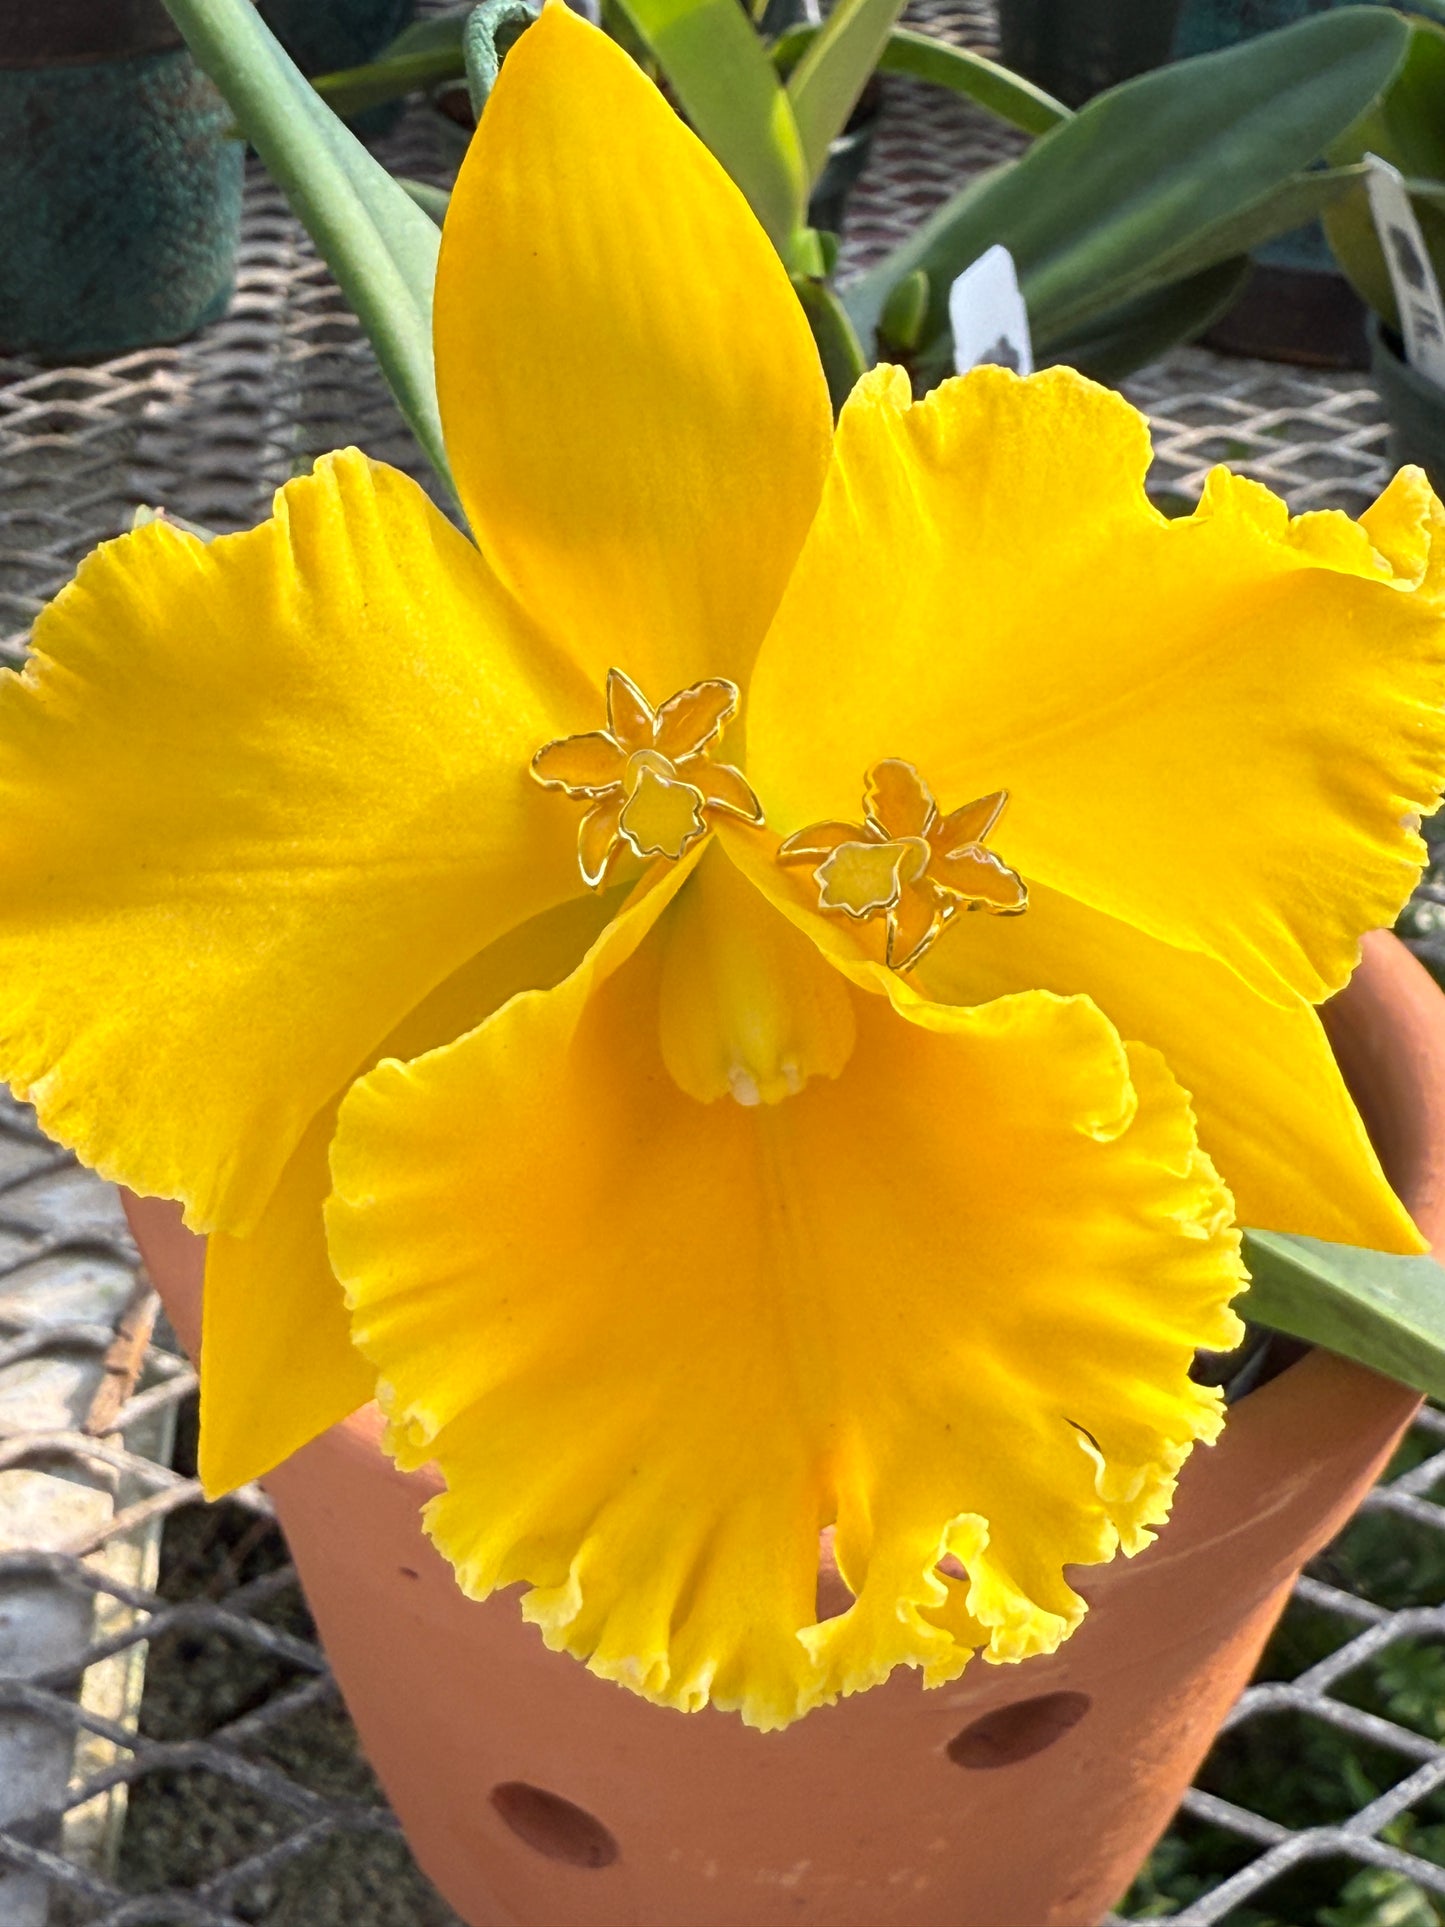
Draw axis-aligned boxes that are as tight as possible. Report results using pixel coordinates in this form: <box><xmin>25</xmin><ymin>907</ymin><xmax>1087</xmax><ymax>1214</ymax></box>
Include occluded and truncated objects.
<box><xmin>531</xmin><ymin>667</ymin><xmax>765</xmax><ymax>886</ymax></box>
<box><xmin>779</xmin><ymin>759</ymin><xmax>1028</xmax><ymax>970</ymax></box>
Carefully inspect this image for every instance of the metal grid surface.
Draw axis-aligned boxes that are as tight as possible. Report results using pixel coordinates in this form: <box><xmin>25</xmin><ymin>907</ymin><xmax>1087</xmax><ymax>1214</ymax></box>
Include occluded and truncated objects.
<box><xmin>0</xmin><ymin>6</ymin><xmax>1437</xmax><ymax>1922</ymax></box>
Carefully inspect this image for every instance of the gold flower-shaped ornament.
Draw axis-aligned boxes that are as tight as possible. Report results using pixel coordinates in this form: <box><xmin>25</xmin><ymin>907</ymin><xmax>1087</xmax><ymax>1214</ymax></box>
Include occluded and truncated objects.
<box><xmin>532</xmin><ymin>668</ymin><xmax>762</xmax><ymax>884</ymax></box>
<box><xmin>780</xmin><ymin>758</ymin><xmax>1026</xmax><ymax>968</ymax></box>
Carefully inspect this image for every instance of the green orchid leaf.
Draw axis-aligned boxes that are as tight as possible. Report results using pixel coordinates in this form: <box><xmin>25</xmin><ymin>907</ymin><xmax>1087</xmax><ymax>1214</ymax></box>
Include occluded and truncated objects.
<box><xmin>1242</xmin><ymin>1229</ymin><xmax>1445</xmax><ymax>1403</ymax></box>
<box><xmin>311</xmin><ymin>42</ymin><xmax>468</xmax><ymax>119</ymax></box>
<box><xmin>1324</xmin><ymin>16</ymin><xmax>1445</xmax><ymax>332</ymax></box>
<box><xmin>790</xmin><ymin>273</ymin><xmax>867</xmax><ymax>414</ymax></box>
<box><xmin>384</xmin><ymin>12</ymin><xmax>473</xmax><ymax>59</ymax></box>
<box><xmin>1045</xmin><ymin>254</ymin><xmax>1252</xmax><ymax>383</ymax></box>
<box><xmin>398</xmin><ymin>178</ymin><xmax>454</xmax><ymax>225</ymax></box>
<box><xmin>876</xmin><ymin>266</ymin><xmax>930</xmax><ymax>354</ymax></box>
<box><xmin>612</xmin><ymin>0</ymin><xmax>809</xmax><ymax>255</ymax></box>
<box><xmin>1032</xmin><ymin>163</ymin><xmax>1367</xmax><ymax>346</ymax></box>
<box><xmin>784</xmin><ymin>0</ymin><xmax>908</xmax><ymax>185</ymax></box>
<box><xmin>161</xmin><ymin>0</ymin><xmax>452</xmax><ymax>495</ymax></box>
<box><xmin>845</xmin><ymin>6</ymin><xmax>1409</xmax><ymax>366</ymax></box>
<box><xmin>773</xmin><ymin>23</ymin><xmax>1069</xmax><ymax>138</ymax></box>
<box><xmin>464</xmin><ymin>0</ymin><xmax>541</xmax><ymax>114</ymax></box>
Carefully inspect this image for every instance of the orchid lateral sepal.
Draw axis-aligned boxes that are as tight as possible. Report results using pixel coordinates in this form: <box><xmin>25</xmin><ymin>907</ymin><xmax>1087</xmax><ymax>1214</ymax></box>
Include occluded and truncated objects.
<box><xmin>531</xmin><ymin>667</ymin><xmax>765</xmax><ymax>887</ymax></box>
<box><xmin>778</xmin><ymin>759</ymin><xmax>1028</xmax><ymax>969</ymax></box>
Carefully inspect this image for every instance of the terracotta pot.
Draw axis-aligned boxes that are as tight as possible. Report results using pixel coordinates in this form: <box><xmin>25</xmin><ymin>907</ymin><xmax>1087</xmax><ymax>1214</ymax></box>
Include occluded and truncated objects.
<box><xmin>126</xmin><ymin>928</ymin><xmax>1445</xmax><ymax>1927</ymax></box>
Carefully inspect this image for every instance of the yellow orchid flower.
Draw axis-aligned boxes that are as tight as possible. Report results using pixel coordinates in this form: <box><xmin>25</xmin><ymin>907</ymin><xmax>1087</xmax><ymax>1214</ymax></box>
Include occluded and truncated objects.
<box><xmin>0</xmin><ymin>2</ymin><xmax>1442</xmax><ymax>1731</ymax></box>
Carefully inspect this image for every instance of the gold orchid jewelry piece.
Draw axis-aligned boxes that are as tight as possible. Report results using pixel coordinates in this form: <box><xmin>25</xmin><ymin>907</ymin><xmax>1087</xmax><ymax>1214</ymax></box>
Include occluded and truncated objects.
<box><xmin>0</xmin><ymin>2</ymin><xmax>1442</xmax><ymax>1732</ymax></box>
<box><xmin>531</xmin><ymin>668</ymin><xmax>763</xmax><ymax>885</ymax></box>
<box><xmin>779</xmin><ymin>758</ymin><xmax>1027</xmax><ymax>970</ymax></box>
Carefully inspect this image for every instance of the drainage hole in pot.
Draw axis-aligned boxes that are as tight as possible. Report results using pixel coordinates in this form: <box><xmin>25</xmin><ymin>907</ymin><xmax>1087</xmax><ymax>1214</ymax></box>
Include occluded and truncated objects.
<box><xmin>946</xmin><ymin>1690</ymin><xmax>1091</xmax><ymax>1769</ymax></box>
<box><xmin>489</xmin><ymin>1781</ymin><xmax>620</xmax><ymax>1868</ymax></box>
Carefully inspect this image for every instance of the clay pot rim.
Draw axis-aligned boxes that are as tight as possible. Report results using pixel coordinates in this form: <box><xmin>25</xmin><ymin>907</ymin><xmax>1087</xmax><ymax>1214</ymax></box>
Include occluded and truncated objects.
<box><xmin>321</xmin><ymin>930</ymin><xmax>1445</xmax><ymax>1510</ymax></box>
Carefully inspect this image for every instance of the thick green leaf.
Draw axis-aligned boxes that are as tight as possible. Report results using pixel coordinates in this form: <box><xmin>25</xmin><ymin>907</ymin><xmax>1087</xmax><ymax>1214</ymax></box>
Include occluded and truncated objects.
<box><xmin>845</xmin><ymin>7</ymin><xmax>1408</xmax><ymax>366</ymax></box>
<box><xmin>612</xmin><ymin>0</ymin><xmax>809</xmax><ymax>255</ymax></box>
<box><xmin>385</xmin><ymin>12</ymin><xmax>473</xmax><ymax>59</ymax></box>
<box><xmin>1048</xmin><ymin>254</ymin><xmax>1252</xmax><ymax>383</ymax></box>
<box><xmin>1324</xmin><ymin>17</ymin><xmax>1445</xmax><ymax>331</ymax></box>
<box><xmin>311</xmin><ymin>43</ymin><xmax>466</xmax><ymax>119</ymax></box>
<box><xmin>790</xmin><ymin>273</ymin><xmax>867</xmax><ymax>413</ymax></box>
<box><xmin>1034</xmin><ymin>164</ymin><xmax>1365</xmax><ymax>344</ymax></box>
<box><xmin>876</xmin><ymin>266</ymin><xmax>930</xmax><ymax>354</ymax></box>
<box><xmin>161</xmin><ymin>0</ymin><xmax>451</xmax><ymax>494</ymax></box>
<box><xmin>398</xmin><ymin>178</ymin><xmax>454</xmax><ymax>225</ymax></box>
<box><xmin>1242</xmin><ymin>1229</ymin><xmax>1445</xmax><ymax>1402</ymax></box>
<box><xmin>784</xmin><ymin>0</ymin><xmax>908</xmax><ymax>184</ymax></box>
<box><xmin>774</xmin><ymin>22</ymin><xmax>1069</xmax><ymax>138</ymax></box>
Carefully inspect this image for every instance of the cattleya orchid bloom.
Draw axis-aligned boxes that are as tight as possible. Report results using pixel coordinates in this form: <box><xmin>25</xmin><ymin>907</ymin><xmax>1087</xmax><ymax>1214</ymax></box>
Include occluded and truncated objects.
<box><xmin>1</xmin><ymin>3</ymin><xmax>1444</xmax><ymax>1732</ymax></box>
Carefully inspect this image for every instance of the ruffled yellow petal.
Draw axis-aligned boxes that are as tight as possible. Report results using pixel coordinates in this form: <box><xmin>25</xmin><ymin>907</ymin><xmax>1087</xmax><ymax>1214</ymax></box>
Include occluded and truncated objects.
<box><xmin>201</xmin><ymin>1101</ymin><xmax>373</xmax><ymax>1496</ymax></box>
<box><xmin>748</xmin><ymin>364</ymin><xmax>1445</xmax><ymax>1005</ymax></box>
<box><xmin>0</xmin><ymin>448</ymin><xmax>592</xmax><ymax>1233</ymax></box>
<box><xmin>733</xmin><ymin>822</ymin><xmax>1418</xmax><ymax>1253</ymax></box>
<box><xmin>199</xmin><ymin>890</ymin><xmax>617</xmax><ymax>1497</ymax></box>
<box><xmin>327</xmin><ymin>855</ymin><xmax>1242</xmax><ymax>1730</ymax></box>
<box><xmin>1362</xmin><ymin>465</ymin><xmax>1445</xmax><ymax>600</ymax></box>
<box><xmin>915</xmin><ymin>875</ymin><xmax>1423</xmax><ymax>1254</ymax></box>
<box><xmin>433</xmin><ymin>3</ymin><xmax>832</xmax><ymax>694</ymax></box>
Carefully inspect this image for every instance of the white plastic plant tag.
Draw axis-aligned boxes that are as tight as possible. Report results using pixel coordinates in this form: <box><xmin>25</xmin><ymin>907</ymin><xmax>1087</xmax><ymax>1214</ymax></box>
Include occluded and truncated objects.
<box><xmin>949</xmin><ymin>244</ymin><xmax>1034</xmax><ymax>378</ymax></box>
<box><xmin>1365</xmin><ymin>153</ymin><xmax>1445</xmax><ymax>388</ymax></box>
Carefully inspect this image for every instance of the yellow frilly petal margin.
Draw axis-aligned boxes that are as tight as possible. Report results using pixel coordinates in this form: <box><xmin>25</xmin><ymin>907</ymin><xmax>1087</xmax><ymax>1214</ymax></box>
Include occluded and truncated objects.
<box><xmin>198</xmin><ymin>890</ymin><xmax>617</xmax><ymax>1498</ymax></box>
<box><xmin>0</xmin><ymin>449</ymin><xmax>594</xmax><ymax>1235</ymax></box>
<box><xmin>747</xmin><ymin>365</ymin><xmax>1445</xmax><ymax>1007</ymax></box>
<box><xmin>433</xmin><ymin>2</ymin><xmax>833</xmax><ymax>695</ymax></box>
<box><xmin>326</xmin><ymin>845</ymin><xmax>1244</xmax><ymax>1730</ymax></box>
<box><xmin>915</xmin><ymin>876</ymin><xmax>1425</xmax><ymax>1256</ymax></box>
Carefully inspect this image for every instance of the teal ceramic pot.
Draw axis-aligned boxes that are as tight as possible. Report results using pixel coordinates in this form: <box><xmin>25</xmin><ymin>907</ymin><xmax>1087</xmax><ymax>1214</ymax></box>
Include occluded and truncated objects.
<box><xmin>995</xmin><ymin>0</ymin><xmax>1183</xmax><ymax>109</ymax></box>
<box><xmin>0</xmin><ymin>1</ymin><xmax>243</xmax><ymax>363</ymax></box>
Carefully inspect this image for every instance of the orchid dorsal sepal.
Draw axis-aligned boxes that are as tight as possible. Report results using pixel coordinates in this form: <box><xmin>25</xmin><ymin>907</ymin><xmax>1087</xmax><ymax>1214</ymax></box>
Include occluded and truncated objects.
<box><xmin>779</xmin><ymin>759</ymin><xmax>1027</xmax><ymax>969</ymax></box>
<box><xmin>531</xmin><ymin>667</ymin><xmax>764</xmax><ymax>886</ymax></box>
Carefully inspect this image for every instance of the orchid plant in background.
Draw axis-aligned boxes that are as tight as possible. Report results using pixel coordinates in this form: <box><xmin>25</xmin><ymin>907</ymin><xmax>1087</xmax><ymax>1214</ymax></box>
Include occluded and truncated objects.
<box><xmin>5</xmin><ymin>0</ymin><xmax>1445</xmax><ymax>1729</ymax></box>
<box><xmin>223</xmin><ymin>0</ymin><xmax>1416</xmax><ymax>404</ymax></box>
